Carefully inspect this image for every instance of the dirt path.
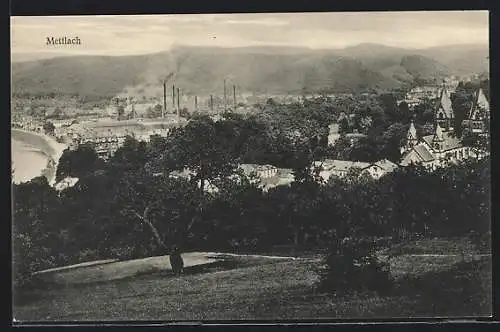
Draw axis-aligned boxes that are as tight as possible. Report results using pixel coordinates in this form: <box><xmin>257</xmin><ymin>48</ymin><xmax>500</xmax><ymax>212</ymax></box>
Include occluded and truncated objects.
<box><xmin>34</xmin><ymin>252</ymin><xmax>296</xmax><ymax>285</ymax></box>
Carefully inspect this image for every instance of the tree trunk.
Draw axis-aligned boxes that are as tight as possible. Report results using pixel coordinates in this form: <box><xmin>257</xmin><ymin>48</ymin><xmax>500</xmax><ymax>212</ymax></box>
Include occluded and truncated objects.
<box><xmin>200</xmin><ymin>178</ymin><xmax>205</xmax><ymax>194</ymax></box>
<box><xmin>134</xmin><ymin>203</ymin><xmax>167</xmax><ymax>250</ymax></box>
<box><xmin>293</xmin><ymin>228</ymin><xmax>299</xmax><ymax>246</ymax></box>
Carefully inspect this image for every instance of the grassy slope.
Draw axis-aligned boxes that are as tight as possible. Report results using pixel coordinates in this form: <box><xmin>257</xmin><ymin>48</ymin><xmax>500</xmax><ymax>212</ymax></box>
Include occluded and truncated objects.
<box><xmin>14</xmin><ymin>238</ymin><xmax>492</xmax><ymax>321</ymax></box>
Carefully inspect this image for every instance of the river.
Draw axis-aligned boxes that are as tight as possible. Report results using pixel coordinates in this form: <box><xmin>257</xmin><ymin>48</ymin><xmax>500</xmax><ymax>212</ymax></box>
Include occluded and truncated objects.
<box><xmin>11</xmin><ymin>129</ymin><xmax>67</xmax><ymax>185</ymax></box>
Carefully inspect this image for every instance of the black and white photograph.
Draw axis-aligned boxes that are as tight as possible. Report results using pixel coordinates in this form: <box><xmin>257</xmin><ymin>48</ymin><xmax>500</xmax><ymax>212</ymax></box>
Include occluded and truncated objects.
<box><xmin>11</xmin><ymin>11</ymin><xmax>491</xmax><ymax>322</ymax></box>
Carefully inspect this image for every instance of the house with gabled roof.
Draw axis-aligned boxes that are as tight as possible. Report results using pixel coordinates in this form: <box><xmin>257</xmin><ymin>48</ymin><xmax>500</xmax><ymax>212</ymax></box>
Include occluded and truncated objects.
<box><xmin>363</xmin><ymin>159</ymin><xmax>399</xmax><ymax>179</ymax></box>
<box><xmin>237</xmin><ymin>164</ymin><xmax>294</xmax><ymax>191</ymax></box>
<box><xmin>312</xmin><ymin>159</ymin><xmax>398</xmax><ymax>182</ymax></box>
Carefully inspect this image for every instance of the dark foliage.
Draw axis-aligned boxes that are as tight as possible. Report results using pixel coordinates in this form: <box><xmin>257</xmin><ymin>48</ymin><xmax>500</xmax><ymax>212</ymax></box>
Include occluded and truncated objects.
<box><xmin>43</xmin><ymin>121</ymin><xmax>55</xmax><ymax>136</ymax></box>
<box><xmin>317</xmin><ymin>237</ymin><xmax>392</xmax><ymax>295</ymax></box>
<box><xmin>56</xmin><ymin>145</ymin><xmax>106</xmax><ymax>182</ymax></box>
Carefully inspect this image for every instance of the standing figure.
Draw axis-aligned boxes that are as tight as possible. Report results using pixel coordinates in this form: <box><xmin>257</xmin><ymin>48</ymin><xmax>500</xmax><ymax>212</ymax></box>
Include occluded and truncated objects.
<box><xmin>169</xmin><ymin>245</ymin><xmax>184</xmax><ymax>275</ymax></box>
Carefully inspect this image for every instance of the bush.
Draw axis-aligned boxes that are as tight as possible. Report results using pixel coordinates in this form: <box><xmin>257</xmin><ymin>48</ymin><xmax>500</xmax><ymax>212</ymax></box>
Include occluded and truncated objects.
<box><xmin>317</xmin><ymin>237</ymin><xmax>393</xmax><ymax>295</ymax></box>
<box><xmin>109</xmin><ymin>245</ymin><xmax>136</xmax><ymax>260</ymax></box>
<box><xmin>77</xmin><ymin>248</ymin><xmax>100</xmax><ymax>262</ymax></box>
<box><xmin>469</xmin><ymin>230</ymin><xmax>491</xmax><ymax>254</ymax></box>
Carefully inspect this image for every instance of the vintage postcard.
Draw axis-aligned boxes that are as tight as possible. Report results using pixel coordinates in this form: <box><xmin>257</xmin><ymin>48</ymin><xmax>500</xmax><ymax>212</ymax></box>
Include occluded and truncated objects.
<box><xmin>11</xmin><ymin>11</ymin><xmax>491</xmax><ymax>322</ymax></box>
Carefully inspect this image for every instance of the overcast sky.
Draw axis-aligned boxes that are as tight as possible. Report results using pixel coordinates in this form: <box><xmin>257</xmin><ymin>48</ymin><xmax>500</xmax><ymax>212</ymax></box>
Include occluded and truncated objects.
<box><xmin>11</xmin><ymin>11</ymin><xmax>489</xmax><ymax>57</ymax></box>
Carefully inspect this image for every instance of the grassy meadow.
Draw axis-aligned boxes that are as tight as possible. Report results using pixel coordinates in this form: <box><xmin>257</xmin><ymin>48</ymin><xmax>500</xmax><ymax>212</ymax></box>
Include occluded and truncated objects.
<box><xmin>13</xmin><ymin>237</ymin><xmax>491</xmax><ymax>322</ymax></box>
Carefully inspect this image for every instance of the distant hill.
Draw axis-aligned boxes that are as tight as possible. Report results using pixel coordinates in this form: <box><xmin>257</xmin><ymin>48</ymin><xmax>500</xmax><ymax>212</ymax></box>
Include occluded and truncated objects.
<box><xmin>399</xmin><ymin>55</ymin><xmax>453</xmax><ymax>81</ymax></box>
<box><xmin>337</xmin><ymin>43</ymin><xmax>488</xmax><ymax>82</ymax></box>
<box><xmin>11</xmin><ymin>52</ymin><xmax>75</xmax><ymax>63</ymax></box>
<box><xmin>418</xmin><ymin>44</ymin><xmax>489</xmax><ymax>75</ymax></box>
<box><xmin>12</xmin><ymin>54</ymin><xmax>152</xmax><ymax>98</ymax></box>
<box><xmin>335</xmin><ymin>43</ymin><xmax>489</xmax><ymax>75</ymax></box>
<box><xmin>11</xmin><ymin>47</ymin><xmax>399</xmax><ymax>98</ymax></box>
<box><xmin>337</xmin><ymin>43</ymin><xmax>414</xmax><ymax>59</ymax></box>
<box><xmin>11</xmin><ymin>43</ymin><xmax>489</xmax><ymax>99</ymax></box>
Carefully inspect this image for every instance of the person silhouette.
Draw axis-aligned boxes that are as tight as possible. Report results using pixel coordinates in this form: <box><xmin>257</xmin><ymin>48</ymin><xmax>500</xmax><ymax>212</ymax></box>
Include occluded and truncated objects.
<box><xmin>169</xmin><ymin>245</ymin><xmax>184</xmax><ymax>275</ymax></box>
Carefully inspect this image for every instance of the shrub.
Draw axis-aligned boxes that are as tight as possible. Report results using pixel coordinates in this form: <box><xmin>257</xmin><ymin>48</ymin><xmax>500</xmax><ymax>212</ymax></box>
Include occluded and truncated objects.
<box><xmin>317</xmin><ymin>237</ymin><xmax>393</xmax><ymax>295</ymax></box>
<box><xmin>77</xmin><ymin>248</ymin><xmax>100</xmax><ymax>262</ymax></box>
<box><xmin>13</xmin><ymin>232</ymin><xmax>56</xmax><ymax>291</ymax></box>
<box><xmin>469</xmin><ymin>230</ymin><xmax>491</xmax><ymax>254</ymax></box>
<box><xmin>109</xmin><ymin>245</ymin><xmax>136</xmax><ymax>260</ymax></box>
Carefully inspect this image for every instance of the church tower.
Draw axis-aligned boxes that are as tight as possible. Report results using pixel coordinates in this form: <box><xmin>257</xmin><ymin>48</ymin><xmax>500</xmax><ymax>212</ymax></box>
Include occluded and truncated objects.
<box><xmin>401</xmin><ymin>120</ymin><xmax>418</xmax><ymax>154</ymax></box>
<box><xmin>432</xmin><ymin>123</ymin><xmax>445</xmax><ymax>153</ymax></box>
<box><xmin>465</xmin><ymin>88</ymin><xmax>490</xmax><ymax>133</ymax></box>
<box><xmin>435</xmin><ymin>83</ymin><xmax>454</xmax><ymax>131</ymax></box>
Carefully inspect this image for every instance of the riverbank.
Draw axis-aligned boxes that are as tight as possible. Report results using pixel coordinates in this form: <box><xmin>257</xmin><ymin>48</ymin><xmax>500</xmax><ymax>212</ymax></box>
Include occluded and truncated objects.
<box><xmin>11</xmin><ymin>129</ymin><xmax>67</xmax><ymax>185</ymax></box>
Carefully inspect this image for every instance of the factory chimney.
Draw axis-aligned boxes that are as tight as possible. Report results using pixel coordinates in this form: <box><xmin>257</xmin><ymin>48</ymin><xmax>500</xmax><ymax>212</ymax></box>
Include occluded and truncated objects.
<box><xmin>177</xmin><ymin>87</ymin><xmax>180</xmax><ymax>123</ymax></box>
<box><xmin>233</xmin><ymin>84</ymin><xmax>236</xmax><ymax>110</ymax></box>
<box><xmin>162</xmin><ymin>80</ymin><xmax>166</xmax><ymax>118</ymax></box>
<box><xmin>172</xmin><ymin>85</ymin><xmax>176</xmax><ymax>110</ymax></box>
<box><xmin>223</xmin><ymin>79</ymin><xmax>227</xmax><ymax>111</ymax></box>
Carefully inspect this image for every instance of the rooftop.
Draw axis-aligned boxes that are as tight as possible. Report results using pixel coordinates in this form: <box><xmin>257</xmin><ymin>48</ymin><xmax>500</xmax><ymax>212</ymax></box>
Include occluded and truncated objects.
<box><xmin>328</xmin><ymin>123</ymin><xmax>340</xmax><ymax>134</ymax></box>
<box><xmin>372</xmin><ymin>159</ymin><xmax>399</xmax><ymax>172</ymax></box>
<box><xmin>413</xmin><ymin>144</ymin><xmax>436</xmax><ymax>162</ymax></box>
<box><xmin>422</xmin><ymin>131</ymin><xmax>462</xmax><ymax>152</ymax></box>
<box><xmin>239</xmin><ymin>164</ymin><xmax>277</xmax><ymax>174</ymax></box>
<box><xmin>436</xmin><ymin>87</ymin><xmax>453</xmax><ymax>118</ymax></box>
<box><xmin>317</xmin><ymin>159</ymin><xmax>371</xmax><ymax>172</ymax></box>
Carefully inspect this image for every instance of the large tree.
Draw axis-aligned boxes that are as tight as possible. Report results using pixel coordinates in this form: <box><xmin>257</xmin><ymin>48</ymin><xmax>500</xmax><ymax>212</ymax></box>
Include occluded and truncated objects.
<box><xmin>113</xmin><ymin>171</ymin><xmax>204</xmax><ymax>256</ymax></box>
<box><xmin>162</xmin><ymin>115</ymin><xmax>238</xmax><ymax>193</ymax></box>
<box><xmin>56</xmin><ymin>144</ymin><xmax>105</xmax><ymax>182</ymax></box>
<box><xmin>108</xmin><ymin>136</ymin><xmax>148</xmax><ymax>175</ymax></box>
<box><xmin>13</xmin><ymin>177</ymin><xmax>61</xmax><ymax>287</ymax></box>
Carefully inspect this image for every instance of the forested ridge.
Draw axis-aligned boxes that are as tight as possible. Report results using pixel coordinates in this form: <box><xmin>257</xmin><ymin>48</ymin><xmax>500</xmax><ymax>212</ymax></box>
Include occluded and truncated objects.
<box><xmin>12</xmin><ymin>44</ymin><xmax>488</xmax><ymax>100</ymax></box>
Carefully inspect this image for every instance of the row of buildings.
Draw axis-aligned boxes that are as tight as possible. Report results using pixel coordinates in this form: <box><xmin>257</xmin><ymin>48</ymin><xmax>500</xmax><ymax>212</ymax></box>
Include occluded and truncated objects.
<box><xmin>312</xmin><ymin>159</ymin><xmax>399</xmax><ymax>181</ymax></box>
<box><xmin>160</xmin><ymin>158</ymin><xmax>400</xmax><ymax>195</ymax></box>
<box><xmin>169</xmin><ymin>164</ymin><xmax>296</xmax><ymax>193</ymax></box>
<box><xmin>11</xmin><ymin>116</ymin><xmax>44</xmax><ymax>133</ymax></box>
<box><xmin>235</xmin><ymin>159</ymin><xmax>399</xmax><ymax>190</ymax></box>
<box><xmin>400</xmin><ymin>75</ymin><xmax>473</xmax><ymax>109</ymax></box>
<box><xmin>55</xmin><ymin>118</ymin><xmax>182</xmax><ymax>160</ymax></box>
<box><xmin>165</xmin><ymin>159</ymin><xmax>398</xmax><ymax>194</ymax></box>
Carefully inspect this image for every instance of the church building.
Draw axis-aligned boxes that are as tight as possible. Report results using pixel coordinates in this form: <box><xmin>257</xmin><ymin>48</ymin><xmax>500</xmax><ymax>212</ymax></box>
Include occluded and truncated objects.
<box><xmin>399</xmin><ymin>120</ymin><xmax>473</xmax><ymax>169</ymax></box>
<box><xmin>399</xmin><ymin>84</ymin><xmax>484</xmax><ymax>169</ymax></box>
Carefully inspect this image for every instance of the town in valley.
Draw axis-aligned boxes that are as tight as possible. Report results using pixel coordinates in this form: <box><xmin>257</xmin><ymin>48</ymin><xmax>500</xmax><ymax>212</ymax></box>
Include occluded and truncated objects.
<box><xmin>11</xmin><ymin>12</ymin><xmax>491</xmax><ymax>322</ymax></box>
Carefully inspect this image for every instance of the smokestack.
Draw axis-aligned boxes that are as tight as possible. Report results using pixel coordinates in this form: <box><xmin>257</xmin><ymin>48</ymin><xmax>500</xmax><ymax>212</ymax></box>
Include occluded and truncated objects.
<box><xmin>172</xmin><ymin>85</ymin><xmax>175</xmax><ymax>109</ymax></box>
<box><xmin>195</xmin><ymin>96</ymin><xmax>198</xmax><ymax>111</ymax></box>
<box><xmin>162</xmin><ymin>81</ymin><xmax>166</xmax><ymax>118</ymax></box>
<box><xmin>210</xmin><ymin>95</ymin><xmax>213</xmax><ymax>111</ymax></box>
<box><xmin>177</xmin><ymin>87</ymin><xmax>180</xmax><ymax>122</ymax></box>
<box><xmin>223</xmin><ymin>79</ymin><xmax>227</xmax><ymax>110</ymax></box>
<box><xmin>233</xmin><ymin>84</ymin><xmax>236</xmax><ymax>110</ymax></box>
